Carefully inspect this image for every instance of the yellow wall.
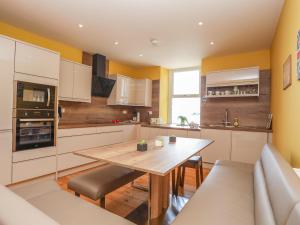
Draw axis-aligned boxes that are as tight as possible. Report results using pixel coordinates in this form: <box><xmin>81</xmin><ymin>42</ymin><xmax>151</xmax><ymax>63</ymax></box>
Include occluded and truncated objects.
<box><xmin>271</xmin><ymin>0</ymin><xmax>300</xmax><ymax>167</ymax></box>
<box><xmin>108</xmin><ymin>60</ymin><xmax>161</xmax><ymax>80</ymax></box>
<box><xmin>0</xmin><ymin>21</ymin><xmax>82</xmax><ymax>63</ymax></box>
<box><xmin>202</xmin><ymin>49</ymin><xmax>270</xmax><ymax>74</ymax></box>
<box><xmin>159</xmin><ymin>68</ymin><xmax>169</xmax><ymax>123</ymax></box>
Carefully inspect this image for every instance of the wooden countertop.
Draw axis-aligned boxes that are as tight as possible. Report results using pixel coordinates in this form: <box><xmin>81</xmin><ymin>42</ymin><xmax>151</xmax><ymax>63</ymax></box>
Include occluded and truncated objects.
<box><xmin>141</xmin><ymin>124</ymin><xmax>272</xmax><ymax>133</ymax></box>
<box><xmin>58</xmin><ymin>122</ymin><xmax>140</xmax><ymax>129</ymax></box>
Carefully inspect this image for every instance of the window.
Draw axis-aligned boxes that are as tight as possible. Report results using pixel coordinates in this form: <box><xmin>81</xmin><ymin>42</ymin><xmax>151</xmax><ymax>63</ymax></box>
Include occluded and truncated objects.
<box><xmin>170</xmin><ymin>68</ymin><xmax>201</xmax><ymax>124</ymax></box>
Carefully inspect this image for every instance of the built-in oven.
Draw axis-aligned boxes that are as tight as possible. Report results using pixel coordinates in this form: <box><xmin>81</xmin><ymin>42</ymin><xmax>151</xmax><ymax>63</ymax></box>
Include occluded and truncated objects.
<box><xmin>13</xmin><ymin>109</ymin><xmax>55</xmax><ymax>151</ymax></box>
<box><xmin>15</xmin><ymin>81</ymin><xmax>55</xmax><ymax>110</ymax></box>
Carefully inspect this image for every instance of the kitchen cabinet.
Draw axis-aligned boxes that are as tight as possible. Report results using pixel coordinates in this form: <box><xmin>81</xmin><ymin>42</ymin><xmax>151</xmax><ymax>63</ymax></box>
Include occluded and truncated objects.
<box><xmin>0</xmin><ymin>36</ymin><xmax>14</xmax><ymax>131</ymax></box>
<box><xmin>187</xmin><ymin>130</ymin><xmax>201</xmax><ymax>139</ymax></box>
<box><xmin>231</xmin><ymin>131</ymin><xmax>267</xmax><ymax>164</ymax></box>
<box><xmin>15</xmin><ymin>42</ymin><xmax>60</xmax><ymax>80</ymax></box>
<box><xmin>12</xmin><ymin>156</ymin><xmax>56</xmax><ymax>183</ymax></box>
<box><xmin>59</xmin><ymin>59</ymin><xmax>92</xmax><ymax>103</ymax></box>
<box><xmin>57</xmin><ymin>125</ymin><xmax>137</xmax><ymax>171</ymax></box>
<box><xmin>168</xmin><ymin>129</ymin><xmax>187</xmax><ymax>137</ymax></box>
<box><xmin>135</xmin><ymin>79</ymin><xmax>152</xmax><ymax>107</ymax></box>
<box><xmin>200</xmin><ymin>129</ymin><xmax>231</xmax><ymax>164</ymax></box>
<box><xmin>107</xmin><ymin>74</ymin><xmax>152</xmax><ymax>106</ymax></box>
<box><xmin>0</xmin><ymin>131</ymin><xmax>12</xmax><ymax>185</ymax></box>
<box><xmin>59</xmin><ymin>60</ymin><xmax>74</xmax><ymax>99</ymax></box>
<box><xmin>148</xmin><ymin>128</ymin><xmax>169</xmax><ymax>139</ymax></box>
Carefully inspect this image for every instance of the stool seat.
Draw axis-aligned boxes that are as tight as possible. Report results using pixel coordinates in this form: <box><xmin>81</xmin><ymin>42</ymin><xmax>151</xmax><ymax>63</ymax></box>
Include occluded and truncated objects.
<box><xmin>183</xmin><ymin>155</ymin><xmax>202</xmax><ymax>167</ymax></box>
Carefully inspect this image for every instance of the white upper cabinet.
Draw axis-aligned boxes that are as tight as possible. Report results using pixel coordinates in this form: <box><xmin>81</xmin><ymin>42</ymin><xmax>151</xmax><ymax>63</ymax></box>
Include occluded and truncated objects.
<box><xmin>108</xmin><ymin>74</ymin><xmax>152</xmax><ymax>106</ymax></box>
<box><xmin>59</xmin><ymin>59</ymin><xmax>92</xmax><ymax>103</ymax></box>
<box><xmin>15</xmin><ymin>42</ymin><xmax>60</xmax><ymax>80</ymax></box>
<box><xmin>135</xmin><ymin>79</ymin><xmax>152</xmax><ymax>107</ymax></box>
<box><xmin>231</xmin><ymin>131</ymin><xmax>267</xmax><ymax>164</ymax></box>
<box><xmin>73</xmin><ymin>64</ymin><xmax>92</xmax><ymax>101</ymax></box>
<box><xmin>0</xmin><ymin>36</ymin><xmax>14</xmax><ymax>131</ymax></box>
<box><xmin>59</xmin><ymin>60</ymin><xmax>74</xmax><ymax>99</ymax></box>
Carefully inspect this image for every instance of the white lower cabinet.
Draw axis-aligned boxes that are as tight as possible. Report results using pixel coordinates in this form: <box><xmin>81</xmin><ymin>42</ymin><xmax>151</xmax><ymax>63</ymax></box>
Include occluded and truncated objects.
<box><xmin>57</xmin><ymin>153</ymin><xmax>96</xmax><ymax>171</ymax></box>
<box><xmin>148</xmin><ymin>128</ymin><xmax>169</xmax><ymax>138</ymax></box>
<box><xmin>0</xmin><ymin>131</ymin><xmax>12</xmax><ymax>185</ymax></box>
<box><xmin>187</xmin><ymin>130</ymin><xmax>201</xmax><ymax>139</ymax></box>
<box><xmin>200</xmin><ymin>129</ymin><xmax>232</xmax><ymax>164</ymax></box>
<box><xmin>168</xmin><ymin>129</ymin><xmax>187</xmax><ymax>137</ymax></box>
<box><xmin>12</xmin><ymin>156</ymin><xmax>56</xmax><ymax>183</ymax></box>
<box><xmin>140</xmin><ymin>127</ymin><xmax>149</xmax><ymax>139</ymax></box>
<box><xmin>231</xmin><ymin>131</ymin><xmax>268</xmax><ymax>164</ymax></box>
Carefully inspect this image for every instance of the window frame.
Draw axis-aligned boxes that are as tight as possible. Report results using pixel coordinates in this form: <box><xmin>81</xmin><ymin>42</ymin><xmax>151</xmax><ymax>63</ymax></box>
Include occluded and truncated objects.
<box><xmin>168</xmin><ymin>67</ymin><xmax>201</xmax><ymax>124</ymax></box>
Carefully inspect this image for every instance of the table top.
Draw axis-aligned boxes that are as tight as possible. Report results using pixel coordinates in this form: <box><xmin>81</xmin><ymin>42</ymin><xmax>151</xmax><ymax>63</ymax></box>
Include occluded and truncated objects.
<box><xmin>75</xmin><ymin>136</ymin><xmax>213</xmax><ymax>176</ymax></box>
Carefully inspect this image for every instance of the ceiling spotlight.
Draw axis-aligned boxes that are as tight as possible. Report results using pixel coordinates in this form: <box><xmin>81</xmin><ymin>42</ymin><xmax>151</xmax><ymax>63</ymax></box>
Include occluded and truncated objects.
<box><xmin>114</xmin><ymin>41</ymin><xmax>119</xmax><ymax>45</ymax></box>
<box><xmin>150</xmin><ymin>38</ymin><xmax>159</xmax><ymax>46</ymax></box>
<box><xmin>198</xmin><ymin>21</ymin><xmax>203</xmax><ymax>26</ymax></box>
<box><xmin>139</xmin><ymin>54</ymin><xmax>143</xmax><ymax>57</ymax></box>
<box><xmin>210</xmin><ymin>41</ymin><xmax>215</xmax><ymax>45</ymax></box>
<box><xmin>78</xmin><ymin>24</ymin><xmax>83</xmax><ymax>28</ymax></box>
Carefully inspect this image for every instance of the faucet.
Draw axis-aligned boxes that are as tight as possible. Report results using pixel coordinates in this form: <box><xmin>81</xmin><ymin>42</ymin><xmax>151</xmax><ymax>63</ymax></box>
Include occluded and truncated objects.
<box><xmin>222</xmin><ymin>109</ymin><xmax>231</xmax><ymax>126</ymax></box>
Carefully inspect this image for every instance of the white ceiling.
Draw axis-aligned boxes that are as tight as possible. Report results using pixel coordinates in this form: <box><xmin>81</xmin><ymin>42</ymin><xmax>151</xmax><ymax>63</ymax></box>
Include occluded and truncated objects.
<box><xmin>0</xmin><ymin>0</ymin><xmax>284</xmax><ymax>69</ymax></box>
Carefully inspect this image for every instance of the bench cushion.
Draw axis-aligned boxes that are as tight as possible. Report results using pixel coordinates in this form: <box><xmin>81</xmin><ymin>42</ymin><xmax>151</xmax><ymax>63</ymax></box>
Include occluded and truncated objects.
<box><xmin>0</xmin><ymin>184</ymin><xmax>60</xmax><ymax>225</ymax></box>
<box><xmin>27</xmin><ymin>187</ymin><xmax>135</xmax><ymax>225</ymax></box>
<box><xmin>68</xmin><ymin>165</ymin><xmax>144</xmax><ymax>200</ymax></box>
<box><xmin>172</xmin><ymin>160</ymin><xmax>255</xmax><ymax>225</ymax></box>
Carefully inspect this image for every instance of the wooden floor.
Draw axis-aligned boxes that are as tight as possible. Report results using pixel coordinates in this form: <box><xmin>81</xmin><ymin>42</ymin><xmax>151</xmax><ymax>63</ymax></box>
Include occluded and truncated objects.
<box><xmin>57</xmin><ymin>166</ymin><xmax>210</xmax><ymax>224</ymax></box>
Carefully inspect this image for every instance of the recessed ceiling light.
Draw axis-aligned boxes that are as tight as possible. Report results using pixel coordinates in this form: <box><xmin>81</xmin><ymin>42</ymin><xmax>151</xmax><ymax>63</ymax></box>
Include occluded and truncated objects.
<box><xmin>139</xmin><ymin>54</ymin><xmax>143</xmax><ymax>57</ymax></box>
<box><xmin>198</xmin><ymin>21</ymin><xmax>204</xmax><ymax>26</ymax></box>
<box><xmin>210</xmin><ymin>41</ymin><xmax>215</xmax><ymax>45</ymax></box>
<box><xmin>114</xmin><ymin>41</ymin><xmax>119</xmax><ymax>45</ymax></box>
<box><xmin>78</xmin><ymin>24</ymin><xmax>83</xmax><ymax>28</ymax></box>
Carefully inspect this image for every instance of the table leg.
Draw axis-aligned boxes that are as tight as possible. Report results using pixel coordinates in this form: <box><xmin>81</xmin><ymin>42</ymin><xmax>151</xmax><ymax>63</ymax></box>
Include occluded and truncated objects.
<box><xmin>149</xmin><ymin>173</ymin><xmax>170</xmax><ymax>219</ymax></box>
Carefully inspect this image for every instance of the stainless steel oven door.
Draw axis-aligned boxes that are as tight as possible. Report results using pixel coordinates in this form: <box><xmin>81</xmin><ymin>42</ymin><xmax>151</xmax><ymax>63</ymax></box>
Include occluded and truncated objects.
<box><xmin>14</xmin><ymin>118</ymin><xmax>55</xmax><ymax>151</ymax></box>
<box><xmin>15</xmin><ymin>81</ymin><xmax>55</xmax><ymax>110</ymax></box>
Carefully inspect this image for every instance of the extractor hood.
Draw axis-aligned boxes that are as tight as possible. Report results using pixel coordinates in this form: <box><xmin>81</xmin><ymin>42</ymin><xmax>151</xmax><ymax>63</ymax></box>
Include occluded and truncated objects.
<box><xmin>92</xmin><ymin>54</ymin><xmax>116</xmax><ymax>97</ymax></box>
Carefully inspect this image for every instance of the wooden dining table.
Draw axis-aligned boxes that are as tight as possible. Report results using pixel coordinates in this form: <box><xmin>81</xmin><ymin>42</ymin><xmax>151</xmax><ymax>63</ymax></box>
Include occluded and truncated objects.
<box><xmin>75</xmin><ymin>136</ymin><xmax>213</xmax><ymax>220</ymax></box>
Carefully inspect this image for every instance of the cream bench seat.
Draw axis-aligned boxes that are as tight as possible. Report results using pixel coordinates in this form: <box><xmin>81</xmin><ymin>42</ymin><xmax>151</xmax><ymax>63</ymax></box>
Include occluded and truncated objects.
<box><xmin>172</xmin><ymin>144</ymin><xmax>300</xmax><ymax>225</ymax></box>
<box><xmin>2</xmin><ymin>179</ymin><xmax>135</xmax><ymax>225</ymax></box>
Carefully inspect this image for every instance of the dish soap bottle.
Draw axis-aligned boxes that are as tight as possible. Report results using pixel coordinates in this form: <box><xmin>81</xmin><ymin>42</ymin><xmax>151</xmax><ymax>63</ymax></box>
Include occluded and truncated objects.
<box><xmin>233</xmin><ymin>118</ymin><xmax>239</xmax><ymax>127</ymax></box>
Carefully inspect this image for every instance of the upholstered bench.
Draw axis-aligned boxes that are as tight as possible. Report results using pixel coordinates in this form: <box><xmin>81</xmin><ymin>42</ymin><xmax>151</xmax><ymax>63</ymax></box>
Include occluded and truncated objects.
<box><xmin>68</xmin><ymin>164</ymin><xmax>145</xmax><ymax>208</ymax></box>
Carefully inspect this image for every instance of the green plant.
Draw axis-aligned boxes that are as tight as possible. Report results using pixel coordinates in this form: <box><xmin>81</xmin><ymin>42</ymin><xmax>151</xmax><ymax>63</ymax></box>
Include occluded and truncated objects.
<box><xmin>139</xmin><ymin>139</ymin><xmax>147</xmax><ymax>145</ymax></box>
<box><xmin>178</xmin><ymin>116</ymin><xmax>188</xmax><ymax>126</ymax></box>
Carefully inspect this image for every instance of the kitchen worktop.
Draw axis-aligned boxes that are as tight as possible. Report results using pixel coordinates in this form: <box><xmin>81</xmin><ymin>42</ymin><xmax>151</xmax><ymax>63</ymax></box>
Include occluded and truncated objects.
<box><xmin>58</xmin><ymin>122</ymin><xmax>140</xmax><ymax>129</ymax></box>
<box><xmin>141</xmin><ymin>124</ymin><xmax>272</xmax><ymax>133</ymax></box>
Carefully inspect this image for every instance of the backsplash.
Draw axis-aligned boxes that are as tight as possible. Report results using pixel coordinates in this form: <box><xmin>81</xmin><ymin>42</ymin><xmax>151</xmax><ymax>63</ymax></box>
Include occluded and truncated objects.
<box><xmin>59</xmin><ymin>80</ymin><xmax>160</xmax><ymax>125</ymax></box>
<box><xmin>200</xmin><ymin>70</ymin><xmax>271</xmax><ymax>128</ymax></box>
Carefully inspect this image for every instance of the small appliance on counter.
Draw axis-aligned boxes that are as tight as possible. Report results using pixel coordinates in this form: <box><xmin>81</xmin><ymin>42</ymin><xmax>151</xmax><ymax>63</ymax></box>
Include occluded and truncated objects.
<box><xmin>13</xmin><ymin>81</ymin><xmax>56</xmax><ymax>152</ymax></box>
<box><xmin>150</xmin><ymin>117</ymin><xmax>164</xmax><ymax>125</ymax></box>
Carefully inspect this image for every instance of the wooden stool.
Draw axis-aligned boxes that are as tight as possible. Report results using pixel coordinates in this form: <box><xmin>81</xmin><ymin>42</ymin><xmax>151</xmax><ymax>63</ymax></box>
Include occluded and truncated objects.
<box><xmin>179</xmin><ymin>155</ymin><xmax>204</xmax><ymax>190</ymax></box>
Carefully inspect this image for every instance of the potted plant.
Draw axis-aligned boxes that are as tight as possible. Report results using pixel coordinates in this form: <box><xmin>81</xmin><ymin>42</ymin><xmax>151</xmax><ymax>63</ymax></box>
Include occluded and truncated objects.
<box><xmin>137</xmin><ymin>139</ymin><xmax>148</xmax><ymax>152</ymax></box>
<box><xmin>178</xmin><ymin>116</ymin><xmax>188</xmax><ymax>126</ymax></box>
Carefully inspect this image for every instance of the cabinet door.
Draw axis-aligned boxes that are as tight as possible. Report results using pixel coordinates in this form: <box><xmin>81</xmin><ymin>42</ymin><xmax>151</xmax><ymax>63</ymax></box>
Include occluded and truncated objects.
<box><xmin>200</xmin><ymin>129</ymin><xmax>231</xmax><ymax>164</ymax></box>
<box><xmin>15</xmin><ymin>42</ymin><xmax>60</xmax><ymax>79</ymax></box>
<box><xmin>0</xmin><ymin>131</ymin><xmax>12</xmax><ymax>185</ymax></box>
<box><xmin>127</xmin><ymin>78</ymin><xmax>136</xmax><ymax>105</ymax></box>
<box><xmin>0</xmin><ymin>37</ymin><xmax>14</xmax><ymax>130</ymax></box>
<box><xmin>73</xmin><ymin>64</ymin><xmax>92</xmax><ymax>101</ymax></box>
<box><xmin>140</xmin><ymin>127</ymin><xmax>149</xmax><ymax>139</ymax></box>
<box><xmin>116</xmin><ymin>76</ymin><xmax>129</xmax><ymax>104</ymax></box>
<box><xmin>148</xmin><ymin>128</ymin><xmax>169</xmax><ymax>138</ymax></box>
<box><xmin>144</xmin><ymin>79</ymin><xmax>152</xmax><ymax>107</ymax></box>
<box><xmin>168</xmin><ymin>129</ymin><xmax>187</xmax><ymax>137</ymax></box>
<box><xmin>59</xmin><ymin>60</ymin><xmax>74</xmax><ymax>99</ymax></box>
<box><xmin>231</xmin><ymin>131</ymin><xmax>267</xmax><ymax>164</ymax></box>
<box><xmin>187</xmin><ymin>130</ymin><xmax>201</xmax><ymax>139</ymax></box>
